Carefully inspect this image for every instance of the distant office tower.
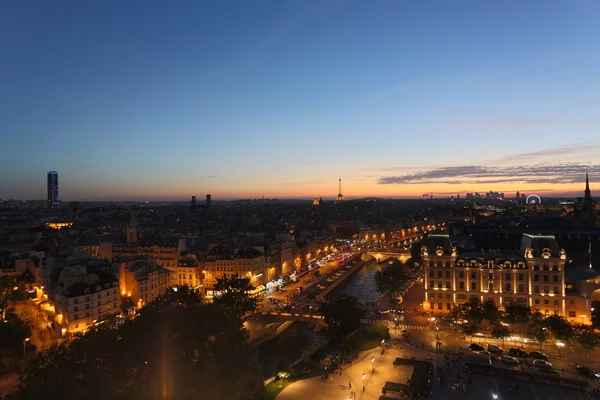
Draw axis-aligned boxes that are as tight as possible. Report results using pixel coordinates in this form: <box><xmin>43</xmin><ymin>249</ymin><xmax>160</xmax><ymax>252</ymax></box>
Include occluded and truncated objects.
<box><xmin>191</xmin><ymin>196</ymin><xmax>197</xmax><ymax>211</ymax></box>
<box><xmin>206</xmin><ymin>194</ymin><xmax>212</xmax><ymax>208</ymax></box>
<box><xmin>313</xmin><ymin>196</ymin><xmax>319</xmax><ymax>206</ymax></box>
<box><xmin>47</xmin><ymin>171</ymin><xmax>59</xmax><ymax>209</ymax></box>
<box><xmin>336</xmin><ymin>178</ymin><xmax>344</xmax><ymax>202</ymax></box>
<box><xmin>516</xmin><ymin>191</ymin><xmax>520</xmax><ymax>199</ymax></box>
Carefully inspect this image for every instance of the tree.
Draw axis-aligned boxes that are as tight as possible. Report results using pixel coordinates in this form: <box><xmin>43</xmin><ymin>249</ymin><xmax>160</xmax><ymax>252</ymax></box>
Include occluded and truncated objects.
<box><xmin>450</xmin><ymin>299</ymin><xmax>486</xmax><ymax>340</ymax></box>
<box><xmin>162</xmin><ymin>284</ymin><xmax>203</xmax><ymax>306</ymax></box>
<box><xmin>543</xmin><ymin>314</ymin><xmax>573</xmax><ymax>342</ymax></box>
<box><xmin>504</xmin><ymin>303</ymin><xmax>532</xmax><ymax>335</ymax></box>
<box><xmin>320</xmin><ymin>295</ymin><xmax>364</xmax><ymax>338</ymax></box>
<box><xmin>458</xmin><ymin>321</ymin><xmax>479</xmax><ymax>340</ymax></box>
<box><xmin>450</xmin><ymin>298</ymin><xmax>486</xmax><ymax>326</ymax></box>
<box><xmin>374</xmin><ymin>262</ymin><xmax>411</xmax><ymax>298</ymax></box>
<box><xmin>483</xmin><ymin>299</ymin><xmax>501</xmax><ymax>326</ymax></box>
<box><xmin>213</xmin><ymin>274</ymin><xmax>258</xmax><ymax>318</ymax></box>
<box><xmin>526</xmin><ymin>312</ymin><xmax>549</xmax><ymax>350</ymax></box>
<box><xmin>491</xmin><ymin>324</ymin><xmax>511</xmax><ymax>348</ymax></box>
<box><xmin>591</xmin><ymin>302</ymin><xmax>600</xmax><ymax>330</ymax></box>
<box><xmin>572</xmin><ymin>324</ymin><xmax>600</xmax><ymax>359</ymax></box>
<box><xmin>8</xmin><ymin>290</ymin><xmax>264</xmax><ymax>400</ymax></box>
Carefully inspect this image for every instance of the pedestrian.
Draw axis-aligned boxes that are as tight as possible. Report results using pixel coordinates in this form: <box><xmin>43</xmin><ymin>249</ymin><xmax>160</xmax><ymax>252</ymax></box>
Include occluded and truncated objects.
<box><xmin>330</xmin><ymin>377</ymin><xmax>333</xmax><ymax>384</ymax></box>
<box><xmin>349</xmin><ymin>380</ymin><xmax>352</xmax><ymax>389</ymax></box>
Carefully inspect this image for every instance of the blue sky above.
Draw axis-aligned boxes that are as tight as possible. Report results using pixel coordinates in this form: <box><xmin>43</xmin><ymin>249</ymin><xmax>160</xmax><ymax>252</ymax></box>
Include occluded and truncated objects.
<box><xmin>1</xmin><ymin>1</ymin><xmax>600</xmax><ymax>200</ymax></box>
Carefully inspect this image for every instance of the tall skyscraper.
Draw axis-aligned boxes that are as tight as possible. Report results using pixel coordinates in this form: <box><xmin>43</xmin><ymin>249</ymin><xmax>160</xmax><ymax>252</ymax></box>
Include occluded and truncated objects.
<box><xmin>191</xmin><ymin>196</ymin><xmax>197</xmax><ymax>212</ymax></box>
<box><xmin>206</xmin><ymin>194</ymin><xmax>212</xmax><ymax>209</ymax></box>
<box><xmin>47</xmin><ymin>171</ymin><xmax>59</xmax><ymax>209</ymax></box>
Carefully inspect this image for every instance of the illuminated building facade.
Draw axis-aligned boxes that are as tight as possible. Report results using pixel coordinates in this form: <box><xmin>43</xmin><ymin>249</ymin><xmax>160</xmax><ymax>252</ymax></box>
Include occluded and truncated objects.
<box><xmin>203</xmin><ymin>244</ymin><xmax>266</xmax><ymax>296</ymax></box>
<box><xmin>116</xmin><ymin>257</ymin><xmax>171</xmax><ymax>309</ymax></box>
<box><xmin>52</xmin><ymin>262</ymin><xmax>120</xmax><ymax>334</ymax></box>
<box><xmin>174</xmin><ymin>256</ymin><xmax>203</xmax><ymax>288</ymax></box>
<box><xmin>423</xmin><ymin>234</ymin><xmax>568</xmax><ymax>318</ymax></box>
<box><xmin>47</xmin><ymin>171</ymin><xmax>59</xmax><ymax>209</ymax></box>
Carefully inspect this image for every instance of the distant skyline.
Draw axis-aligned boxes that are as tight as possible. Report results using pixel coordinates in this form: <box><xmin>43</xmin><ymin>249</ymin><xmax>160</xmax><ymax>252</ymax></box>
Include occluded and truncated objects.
<box><xmin>2</xmin><ymin>1</ymin><xmax>600</xmax><ymax>201</ymax></box>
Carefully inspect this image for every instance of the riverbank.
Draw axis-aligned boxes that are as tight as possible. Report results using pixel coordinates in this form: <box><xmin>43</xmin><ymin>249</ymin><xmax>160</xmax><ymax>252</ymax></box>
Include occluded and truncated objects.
<box><xmin>317</xmin><ymin>257</ymin><xmax>367</xmax><ymax>301</ymax></box>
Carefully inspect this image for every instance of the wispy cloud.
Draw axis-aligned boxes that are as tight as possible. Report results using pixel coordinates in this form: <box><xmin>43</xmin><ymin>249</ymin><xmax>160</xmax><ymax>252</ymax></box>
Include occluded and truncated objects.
<box><xmin>200</xmin><ymin>175</ymin><xmax>219</xmax><ymax>179</ymax></box>
<box><xmin>499</xmin><ymin>143</ymin><xmax>600</xmax><ymax>163</ymax></box>
<box><xmin>379</xmin><ymin>163</ymin><xmax>600</xmax><ymax>186</ymax></box>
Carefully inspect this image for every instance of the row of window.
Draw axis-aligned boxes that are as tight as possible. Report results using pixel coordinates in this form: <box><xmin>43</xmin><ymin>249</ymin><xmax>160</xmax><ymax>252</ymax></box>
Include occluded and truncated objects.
<box><xmin>178</xmin><ymin>274</ymin><xmax>199</xmax><ymax>279</ymax></box>
<box><xmin>72</xmin><ymin>289</ymin><xmax>117</xmax><ymax>303</ymax></box>
<box><xmin>72</xmin><ymin>303</ymin><xmax>117</xmax><ymax>320</ymax></box>
<box><xmin>431</xmin><ymin>280</ymin><xmax>561</xmax><ymax>294</ymax></box>
<box><xmin>429</xmin><ymin>270</ymin><xmax>561</xmax><ymax>281</ymax></box>
<box><xmin>429</xmin><ymin>262</ymin><xmax>560</xmax><ymax>272</ymax></box>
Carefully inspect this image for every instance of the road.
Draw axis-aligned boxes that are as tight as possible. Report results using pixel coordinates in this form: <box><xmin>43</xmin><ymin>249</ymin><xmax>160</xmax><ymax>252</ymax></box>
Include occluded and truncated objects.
<box><xmin>384</xmin><ymin>279</ymin><xmax>600</xmax><ymax>394</ymax></box>
<box><xmin>276</xmin><ymin>324</ymin><xmax>593</xmax><ymax>400</ymax></box>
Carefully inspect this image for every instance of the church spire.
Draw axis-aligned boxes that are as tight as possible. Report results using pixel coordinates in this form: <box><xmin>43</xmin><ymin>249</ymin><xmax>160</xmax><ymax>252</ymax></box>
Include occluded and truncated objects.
<box><xmin>127</xmin><ymin>209</ymin><xmax>138</xmax><ymax>243</ymax></box>
<box><xmin>584</xmin><ymin>172</ymin><xmax>593</xmax><ymax>209</ymax></box>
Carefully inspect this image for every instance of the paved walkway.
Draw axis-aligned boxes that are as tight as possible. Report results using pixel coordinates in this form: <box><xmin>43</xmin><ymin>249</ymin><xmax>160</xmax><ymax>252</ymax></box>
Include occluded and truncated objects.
<box><xmin>277</xmin><ymin>343</ymin><xmax>423</xmax><ymax>400</ymax></box>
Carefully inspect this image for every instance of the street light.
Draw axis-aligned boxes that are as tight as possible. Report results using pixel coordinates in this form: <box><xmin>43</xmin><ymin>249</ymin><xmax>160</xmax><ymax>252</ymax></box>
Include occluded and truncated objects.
<box><xmin>362</xmin><ymin>373</ymin><xmax>366</xmax><ymax>391</ymax></box>
<box><xmin>371</xmin><ymin>356</ymin><xmax>375</xmax><ymax>372</ymax></box>
<box><xmin>492</xmin><ymin>394</ymin><xmax>498</xmax><ymax>400</ymax></box>
<box><xmin>23</xmin><ymin>337</ymin><xmax>29</xmax><ymax>357</ymax></box>
<box><xmin>556</xmin><ymin>341</ymin><xmax>565</xmax><ymax>357</ymax></box>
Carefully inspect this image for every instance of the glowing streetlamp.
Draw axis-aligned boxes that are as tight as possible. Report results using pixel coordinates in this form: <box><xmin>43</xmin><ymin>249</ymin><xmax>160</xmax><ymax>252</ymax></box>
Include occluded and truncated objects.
<box><xmin>371</xmin><ymin>356</ymin><xmax>375</xmax><ymax>372</ymax></box>
<box><xmin>23</xmin><ymin>337</ymin><xmax>30</xmax><ymax>356</ymax></box>
<box><xmin>556</xmin><ymin>341</ymin><xmax>565</xmax><ymax>357</ymax></box>
<box><xmin>362</xmin><ymin>373</ymin><xmax>366</xmax><ymax>391</ymax></box>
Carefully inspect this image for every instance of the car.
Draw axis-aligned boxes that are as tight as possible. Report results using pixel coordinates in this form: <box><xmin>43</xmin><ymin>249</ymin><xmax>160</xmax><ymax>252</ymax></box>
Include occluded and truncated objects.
<box><xmin>401</xmin><ymin>329</ymin><xmax>408</xmax><ymax>335</ymax></box>
<box><xmin>469</xmin><ymin>343</ymin><xmax>485</xmax><ymax>351</ymax></box>
<box><xmin>528</xmin><ymin>351</ymin><xmax>548</xmax><ymax>360</ymax></box>
<box><xmin>500</xmin><ymin>355</ymin><xmax>520</xmax><ymax>366</ymax></box>
<box><xmin>508</xmin><ymin>347</ymin><xmax>527</xmax><ymax>358</ymax></box>
<box><xmin>478</xmin><ymin>350</ymin><xmax>495</xmax><ymax>359</ymax></box>
<box><xmin>577</xmin><ymin>366</ymin><xmax>593</xmax><ymax>377</ymax></box>
<box><xmin>533</xmin><ymin>359</ymin><xmax>553</xmax><ymax>368</ymax></box>
<box><xmin>487</xmin><ymin>344</ymin><xmax>503</xmax><ymax>354</ymax></box>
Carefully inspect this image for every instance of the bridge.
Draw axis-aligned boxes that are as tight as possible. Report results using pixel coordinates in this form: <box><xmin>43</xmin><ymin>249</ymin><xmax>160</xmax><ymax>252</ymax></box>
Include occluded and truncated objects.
<box><xmin>364</xmin><ymin>248</ymin><xmax>412</xmax><ymax>263</ymax></box>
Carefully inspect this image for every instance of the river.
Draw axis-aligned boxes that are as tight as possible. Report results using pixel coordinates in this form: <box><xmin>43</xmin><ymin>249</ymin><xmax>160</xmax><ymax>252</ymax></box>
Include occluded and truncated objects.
<box><xmin>330</xmin><ymin>257</ymin><xmax>403</xmax><ymax>303</ymax></box>
<box><xmin>257</xmin><ymin>321</ymin><xmax>321</xmax><ymax>378</ymax></box>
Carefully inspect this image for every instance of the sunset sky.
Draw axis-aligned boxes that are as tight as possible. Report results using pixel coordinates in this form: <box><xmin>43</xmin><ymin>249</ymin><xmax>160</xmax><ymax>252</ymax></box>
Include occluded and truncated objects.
<box><xmin>1</xmin><ymin>1</ymin><xmax>600</xmax><ymax>201</ymax></box>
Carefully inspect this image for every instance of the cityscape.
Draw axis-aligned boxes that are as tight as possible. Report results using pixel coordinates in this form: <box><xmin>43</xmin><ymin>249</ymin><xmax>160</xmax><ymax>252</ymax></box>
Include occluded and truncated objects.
<box><xmin>2</xmin><ymin>2</ymin><xmax>600</xmax><ymax>400</ymax></box>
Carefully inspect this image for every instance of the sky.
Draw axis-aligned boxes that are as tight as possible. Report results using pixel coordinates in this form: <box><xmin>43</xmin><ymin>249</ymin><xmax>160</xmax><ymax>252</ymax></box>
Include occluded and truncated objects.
<box><xmin>1</xmin><ymin>0</ymin><xmax>600</xmax><ymax>201</ymax></box>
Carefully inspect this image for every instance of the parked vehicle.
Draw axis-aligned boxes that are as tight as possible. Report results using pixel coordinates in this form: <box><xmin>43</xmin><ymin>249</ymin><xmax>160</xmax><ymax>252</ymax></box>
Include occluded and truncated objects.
<box><xmin>533</xmin><ymin>359</ymin><xmax>553</xmax><ymax>368</ymax></box>
<box><xmin>577</xmin><ymin>366</ymin><xmax>592</xmax><ymax>377</ymax></box>
<box><xmin>469</xmin><ymin>343</ymin><xmax>484</xmax><ymax>351</ymax></box>
<box><xmin>487</xmin><ymin>344</ymin><xmax>503</xmax><ymax>354</ymax></box>
<box><xmin>528</xmin><ymin>351</ymin><xmax>548</xmax><ymax>360</ymax></box>
<box><xmin>500</xmin><ymin>355</ymin><xmax>519</xmax><ymax>366</ymax></box>
<box><xmin>508</xmin><ymin>347</ymin><xmax>527</xmax><ymax>358</ymax></box>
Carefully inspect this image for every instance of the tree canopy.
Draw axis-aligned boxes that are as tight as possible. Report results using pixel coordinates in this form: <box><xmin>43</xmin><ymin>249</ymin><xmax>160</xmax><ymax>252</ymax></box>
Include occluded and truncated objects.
<box><xmin>572</xmin><ymin>324</ymin><xmax>600</xmax><ymax>358</ymax></box>
<box><xmin>543</xmin><ymin>314</ymin><xmax>573</xmax><ymax>341</ymax></box>
<box><xmin>320</xmin><ymin>295</ymin><xmax>364</xmax><ymax>338</ymax></box>
<box><xmin>374</xmin><ymin>261</ymin><xmax>411</xmax><ymax>297</ymax></box>
<box><xmin>213</xmin><ymin>274</ymin><xmax>258</xmax><ymax>318</ymax></box>
<box><xmin>8</xmin><ymin>289</ymin><xmax>264</xmax><ymax>400</ymax></box>
<box><xmin>503</xmin><ymin>303</ymin><xmax>532</xmax><ymax>334</ymax></box>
